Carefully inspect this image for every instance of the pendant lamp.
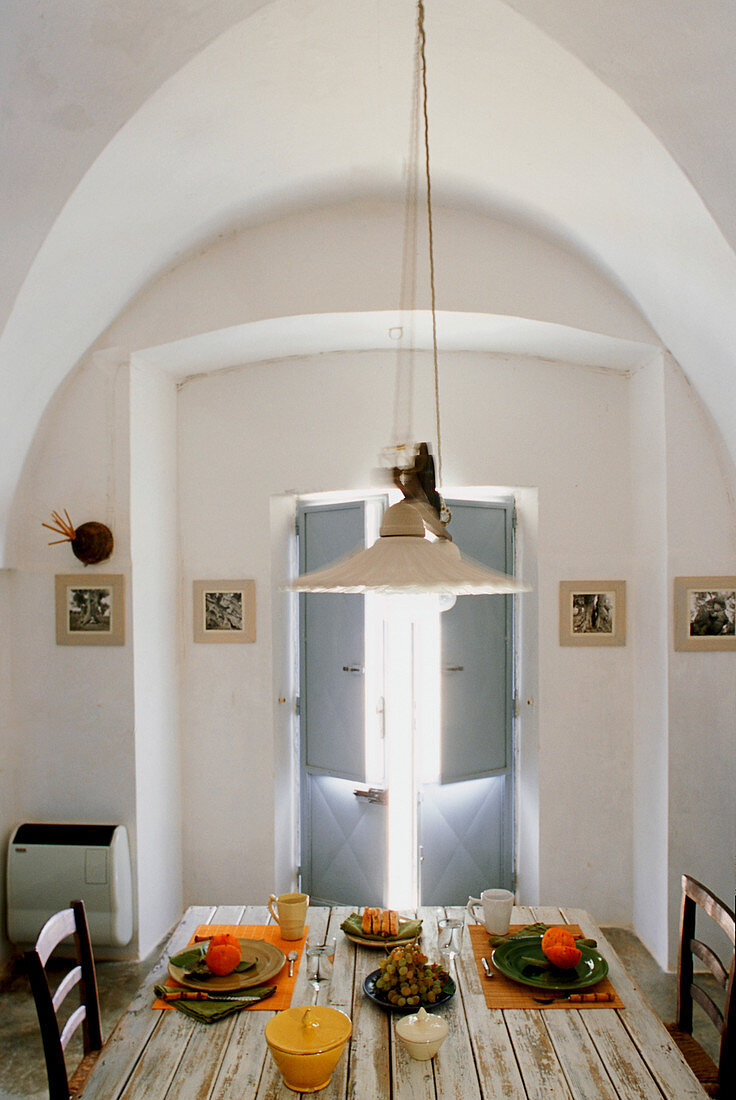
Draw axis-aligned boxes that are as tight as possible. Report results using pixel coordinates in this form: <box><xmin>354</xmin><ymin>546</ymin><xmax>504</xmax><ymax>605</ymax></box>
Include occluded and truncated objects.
<box><xmin>292</xmin><ymin>1</ymin><xmax>527</xmax><ymax>597</ymax></box>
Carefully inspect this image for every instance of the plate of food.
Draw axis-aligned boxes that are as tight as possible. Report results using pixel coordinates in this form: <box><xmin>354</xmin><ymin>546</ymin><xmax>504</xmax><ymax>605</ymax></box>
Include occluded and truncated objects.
<box><xmin>341</xmin><ymin>908</ymin><xmax>422</xmax><ymax>947</ymax></box>
<box><xmin>362</xmin><ymin>942</ymin><xmax>454</xmax><ymax>1013</ymax></box>
<box><xmin>168</xmin><ymin>936</ymin><xmax>286</xmax><ymax>993</ymax></box>
<box><xmin>491</xmin><ymin>935</ymin><xmax>608</xmax><ymax>992</ymax></box>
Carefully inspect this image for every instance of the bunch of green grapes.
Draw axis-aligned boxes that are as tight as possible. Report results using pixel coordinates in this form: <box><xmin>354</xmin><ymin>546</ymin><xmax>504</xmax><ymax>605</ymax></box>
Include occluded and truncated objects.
<box><xmin>374</xmin><ymin>943</ymin><xmax>450</xmax><ymax>1007</ymax></box>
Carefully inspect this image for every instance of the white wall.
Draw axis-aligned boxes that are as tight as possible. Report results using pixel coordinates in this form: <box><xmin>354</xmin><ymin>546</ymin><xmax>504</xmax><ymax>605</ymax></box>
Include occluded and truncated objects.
<box><xmin>513</xmin><ymin>486</ymin><xmax>540</xmax><ymax>905</ymax></box>
<box><xmin>3</xmin><ymin>353</ymin><xmax>140</xmax><ymax>958</ymax></box>
<box><xmin>435</xmin><ymin>352</ymin><xmax>636</xmax><ymax>922</ymax></box>
<box><xmin>104</xmin><ymin>199</ymin><xmax>657</xmax><ymax>354</ymax></box>
<box><xmin>173</xmin><ymin>342</ymin><xmax>735</xmax><ymax>957</ymax></box>
<box><xmin>3</xmin><ymin>200</ymin><xmax>734</xmax><ymax>964</ymax></box>
<box><xmin>270</xmin><ymin>493</ymin><xmax>300</xmax><ymax>893</ymax></box>
<box><xmin>173</xmin><ymin>350</ymin><xmax>637</xmax><ymax>922</ymax></box>
<box><xmin>129</xmin><ymin>362</ymin><xmax>183</xmax><ymax>955</ymax></box>
<box><xmin>664</xmin><ymin>357</ymin><xmax>736</xmax><ymax>966</ymax></box>
<box><xmin>0</xmin><ymin>569</ymin><xmax>17</xmax><ymax>970</ymax></box>
<box><xmin>629</xmin><ymin>353</ymin><xmax>670</xmax><ymax>964</ymax></box>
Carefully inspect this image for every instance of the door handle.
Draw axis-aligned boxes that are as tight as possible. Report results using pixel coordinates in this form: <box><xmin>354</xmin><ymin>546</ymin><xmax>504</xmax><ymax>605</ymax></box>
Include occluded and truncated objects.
<box><xmin>342</xmin><ymin>665</ymin><xmax>364</xmax><ymax>674</ymax></box>
<box><xmin>443</xmin><ymin>665</ymin><xmax>464</xmax><ymax>672</ymax></box>
<box><xmin>353</xmin><ymin>787</ymin><xmax>388</xmax><ymax>805</ymax></box>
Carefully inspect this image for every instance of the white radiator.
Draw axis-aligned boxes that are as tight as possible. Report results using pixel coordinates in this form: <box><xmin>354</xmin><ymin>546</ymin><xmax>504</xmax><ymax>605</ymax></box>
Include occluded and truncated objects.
<box><xmin>6</xmin><ymin>822</ymin><xmax>133</xmax><ymax>947</ymax></box>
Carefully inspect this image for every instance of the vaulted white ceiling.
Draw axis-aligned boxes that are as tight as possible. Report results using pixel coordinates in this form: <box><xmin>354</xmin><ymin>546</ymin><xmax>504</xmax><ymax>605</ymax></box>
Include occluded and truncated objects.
<box><xmin>1</xmin><ymin>0</ymin><xmax>735</xmax><ymax>561</ymax></box>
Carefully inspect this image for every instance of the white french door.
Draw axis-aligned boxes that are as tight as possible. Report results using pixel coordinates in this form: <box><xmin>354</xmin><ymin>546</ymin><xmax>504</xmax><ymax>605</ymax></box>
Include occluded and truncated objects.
<box><xmin>297</xmin><ymin>500</ymin><xmax>387</xmax><ymax>906</ymax></box>
<box><xmin>297</xmin><ymin>497</ymin><xmax>515</xmax><ymax>907</ymax></box>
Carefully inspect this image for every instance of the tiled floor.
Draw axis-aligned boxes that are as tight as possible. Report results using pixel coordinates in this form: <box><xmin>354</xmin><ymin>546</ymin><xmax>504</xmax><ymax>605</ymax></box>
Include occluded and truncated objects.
<box><xmin>0</xmin><ymin>927</ymin><xmax>721</xmax><ymax>1098</ymax></box>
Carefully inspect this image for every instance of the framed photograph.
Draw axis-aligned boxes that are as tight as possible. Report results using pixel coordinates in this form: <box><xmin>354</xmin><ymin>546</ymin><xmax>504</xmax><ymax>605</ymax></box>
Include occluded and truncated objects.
<box><xmin>55</xmin><ymin>574</ymin><xmax>125</xmax><ymax>646</ymax></box>
<box><xmin>674</xmin><ymin>576</ymin><xmax>736</xmax><ymax>651</ymax></box>
<box><xmin>193</xmin><ymin>580</ymin><xmax>256</xmax><ymax>643</ymax></box>
<box><xmin>559</xmin><ymin>580</ymin><xmax>626</xmax><ymax>646</ymax></box>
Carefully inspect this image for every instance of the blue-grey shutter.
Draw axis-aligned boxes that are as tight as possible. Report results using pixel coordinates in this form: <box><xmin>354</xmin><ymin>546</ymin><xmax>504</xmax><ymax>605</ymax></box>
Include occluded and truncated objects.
<box><xmin>299</xmin><ymin>501</ymin><xmax>366</xmax><ymax>780</ymax></box>
<box><xmin>419</xmin><ymin>499</ymin><xmax>515</xmax><ymax>903</ymax></box>
<box><xmin>440</xmin><ymin>500</ymin><xmax>512</xmax><ymax>782</ymax></box>
<box><xmin>299</xmin><ymin>499</ymin><xmax>387</xmax><ymax>905</ymax></box>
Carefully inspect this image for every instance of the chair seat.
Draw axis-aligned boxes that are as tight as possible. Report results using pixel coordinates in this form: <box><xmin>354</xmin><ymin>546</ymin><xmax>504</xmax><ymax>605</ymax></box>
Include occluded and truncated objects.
<box><xmin>68</xmin><ymin>1049</ymin><xmax>102</xmax><ymax>1098</ymax></box>
<box><xmin>665</xmin><ymin>1024</ymin><xmax>719</xmax><ymax>1096</ymax></box>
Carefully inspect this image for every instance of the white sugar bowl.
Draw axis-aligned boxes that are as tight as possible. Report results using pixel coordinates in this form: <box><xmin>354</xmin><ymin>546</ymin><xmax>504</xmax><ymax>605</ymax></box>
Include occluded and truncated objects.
<box><xmin>395</xmin><ymin>1007</ymin><xmax>449</xmax><ymax>1061</ymax></box>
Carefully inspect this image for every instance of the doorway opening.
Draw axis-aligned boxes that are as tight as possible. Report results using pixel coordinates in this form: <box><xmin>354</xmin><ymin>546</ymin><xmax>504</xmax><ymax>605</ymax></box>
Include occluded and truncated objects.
<box><xmin>296</xmin><ymin>494</ymin><xmax>515</xmax><ymax>908</ymax></box>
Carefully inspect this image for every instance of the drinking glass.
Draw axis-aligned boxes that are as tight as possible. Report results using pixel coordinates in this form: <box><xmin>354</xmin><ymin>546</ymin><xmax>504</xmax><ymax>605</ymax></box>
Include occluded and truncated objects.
<box><xmin>306</xmin><ymin>942</ymin><xmax>334</xmax><ymax>1002</ymax></box>
<box><xmin>437</xmin><ymin>918</ymin><xmax>464</xmax><ymax>971</ymax></box>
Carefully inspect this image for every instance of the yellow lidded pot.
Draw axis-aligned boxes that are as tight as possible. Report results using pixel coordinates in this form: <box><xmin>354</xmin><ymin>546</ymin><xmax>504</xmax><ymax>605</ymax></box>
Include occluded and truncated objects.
<box><xmin>264</xmin><ymin>1006</ymin><xmax>352</xmax><ymax>1093</ymax></box>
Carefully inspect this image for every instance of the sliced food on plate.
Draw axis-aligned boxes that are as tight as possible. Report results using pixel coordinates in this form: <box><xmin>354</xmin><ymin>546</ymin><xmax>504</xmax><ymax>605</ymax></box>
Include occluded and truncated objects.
<box><xmin>340</xmin><ymin>907</ymin><xmax>423</xmax><ymax>945</ymax></box>
<box><xmin>362</xmin><ymin>907</ymin><xmax>399</xmax><ymax>937</ymax></box>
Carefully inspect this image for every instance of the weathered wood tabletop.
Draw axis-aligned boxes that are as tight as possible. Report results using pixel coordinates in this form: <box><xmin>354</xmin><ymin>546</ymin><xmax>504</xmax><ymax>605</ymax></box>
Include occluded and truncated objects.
<box><xmin>81</xmin><ymin>903</ymin><xmax>705</xmax><ymax>1098</ymax></box>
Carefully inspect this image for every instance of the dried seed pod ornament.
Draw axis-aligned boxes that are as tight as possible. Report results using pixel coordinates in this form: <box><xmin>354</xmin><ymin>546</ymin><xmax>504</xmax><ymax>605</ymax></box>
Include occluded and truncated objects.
<box><xmin>43</xmin><ymin>510</ymin><xmax>113</xmax><ymax>565</ymax></box>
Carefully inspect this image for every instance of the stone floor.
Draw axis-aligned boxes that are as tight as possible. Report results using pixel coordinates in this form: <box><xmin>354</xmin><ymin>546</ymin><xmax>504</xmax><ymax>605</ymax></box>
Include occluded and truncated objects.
<box><xmin>0</xmin><ymin>928</ymin><xmax>722</xmax><ymax>1098</ymax></box>
<box><xmin>0</xmin><ymin>937</ymin><xmax>165</xmax><ymax>1100</ymax></box>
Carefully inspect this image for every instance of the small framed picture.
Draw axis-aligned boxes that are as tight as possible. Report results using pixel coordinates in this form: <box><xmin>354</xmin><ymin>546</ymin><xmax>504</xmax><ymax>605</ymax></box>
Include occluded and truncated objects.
<box><xmin>193</xmin><ymin>580</ymin><xmax>256</xmax><ymax>643</ymax></box>
<box><xmin>55</xmin><ymin>574</ymin><xmax>125</xmax><ymax>646</ymax></box>
<box><xmin>674</xmin><ymin>576</ymin><xmax>736</xmax><ymax>651</ymax></box>
<box><xmin>559</xmin><ymin>580</ymin><xmax>626</xmax><ymax>646</ymax></box>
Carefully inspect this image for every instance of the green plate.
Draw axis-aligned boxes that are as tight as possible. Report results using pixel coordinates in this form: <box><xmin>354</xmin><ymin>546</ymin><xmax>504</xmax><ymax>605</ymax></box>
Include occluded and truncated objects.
<box><xmin>491</xmin><ymin>937</ymin><xmax>608</xmax><ymax>992</ymax></box>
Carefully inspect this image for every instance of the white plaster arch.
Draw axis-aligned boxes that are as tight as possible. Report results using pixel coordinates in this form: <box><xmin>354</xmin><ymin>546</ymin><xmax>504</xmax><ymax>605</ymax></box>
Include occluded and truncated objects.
<box><xmin>1</xmin><ymin>0</ymin><xmax>735</xmax><ymax>563</ymax></box>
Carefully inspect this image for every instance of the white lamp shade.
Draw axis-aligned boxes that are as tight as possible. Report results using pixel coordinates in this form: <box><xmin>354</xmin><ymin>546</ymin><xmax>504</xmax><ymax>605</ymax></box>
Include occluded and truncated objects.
<box><xmin>290</xmin><ymin>502</ymin><xmax>529</xmax><ymax>595</ymax></box>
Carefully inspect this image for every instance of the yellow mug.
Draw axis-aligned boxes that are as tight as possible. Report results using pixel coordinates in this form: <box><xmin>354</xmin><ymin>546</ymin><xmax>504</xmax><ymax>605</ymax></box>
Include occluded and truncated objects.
<box><xmin>269</xmin><ymin>891</ymin><xmax>309</xmax><ymax>940</ymax></box>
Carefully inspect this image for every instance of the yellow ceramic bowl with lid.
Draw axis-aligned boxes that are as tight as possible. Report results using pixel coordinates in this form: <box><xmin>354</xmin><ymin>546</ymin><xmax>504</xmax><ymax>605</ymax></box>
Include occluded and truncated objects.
<box><xmin>264</xmin><ymin>1005</ymin><xmax>352</xmax><ymax>1093</ymax></box>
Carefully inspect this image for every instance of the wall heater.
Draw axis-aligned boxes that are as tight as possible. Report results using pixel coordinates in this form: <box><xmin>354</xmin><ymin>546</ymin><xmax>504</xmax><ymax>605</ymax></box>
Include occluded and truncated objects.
<box><xmin>6</xmin><ymin>822</ymin><xmax>133</xmax><ymax>947</ymax></box>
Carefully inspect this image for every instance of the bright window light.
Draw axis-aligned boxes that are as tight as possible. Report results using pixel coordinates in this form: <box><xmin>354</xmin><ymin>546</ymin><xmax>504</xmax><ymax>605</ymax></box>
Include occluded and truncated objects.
<box><xmin>382</xmin><ymin>593</ymin><xmax>441</xmax><ymax>909</ymax></box>
<box><xmin>383</xmin><ymin>596</ymin><xmax>416</xmax><ymax>909</ymax></box>
<box><xmin>412</xmin><ymin>594</ymin><xmax>441</xmax><ymax>786</ymax></box>
<box><xmin>363</xmin><ymin>592</ymin><xmax>385</xmax><ymax>786</ymax></box>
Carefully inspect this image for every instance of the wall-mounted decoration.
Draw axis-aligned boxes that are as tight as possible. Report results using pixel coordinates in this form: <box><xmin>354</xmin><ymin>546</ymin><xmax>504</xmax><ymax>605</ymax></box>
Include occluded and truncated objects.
<box><xmin>55</xmin><ymin>574</ymin><xmax>125</xmax><ymax>646</ymax></box>
<box><xmin>559</xmin><ymin>580</ymin><xmax>626</xmax><ymax>646</ymax></box>
<box><xmin>193</xmin><ymin>580</ymin><xmax>256</xmax><ymax>643</ymax></box>
<box><xmin>43</xmin><ymin>509</ymin><xmax>114</xmax><ymax>565</ymax></box>
<box><xmin>674</xmin><ymin>576</ymin><xmax>736</xmax><ymax>651</ymax></box>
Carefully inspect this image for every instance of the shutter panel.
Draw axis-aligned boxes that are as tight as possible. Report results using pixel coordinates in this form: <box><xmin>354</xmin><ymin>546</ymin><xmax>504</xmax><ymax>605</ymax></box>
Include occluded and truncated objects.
<box><xmin>440</xmin><ymin>500</ymin><xmax>512</xmax><ymax>782</ymax></box>
<box><xmin>299</xmin><ymin>501</ymin><xmax>366</xmax><ymax>781</ymax></box>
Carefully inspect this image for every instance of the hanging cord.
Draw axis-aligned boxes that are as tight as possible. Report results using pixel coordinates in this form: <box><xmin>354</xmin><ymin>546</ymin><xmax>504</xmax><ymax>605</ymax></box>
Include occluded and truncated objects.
<box><xmin>391</xmin><ymin>23</ymin><xmax>423</xmax><ymax>457</ymax></box>
<box><xmin>417</xmin><ymin>0</ymin><xmax>447</xmax><ymax>516</ymax></box>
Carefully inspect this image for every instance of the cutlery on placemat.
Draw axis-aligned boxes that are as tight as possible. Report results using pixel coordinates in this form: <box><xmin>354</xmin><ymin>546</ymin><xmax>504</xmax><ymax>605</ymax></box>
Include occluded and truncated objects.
<box><xmin>532</xmin><ymin>991</ymin><xmax>614</xmax><ymax>1004</ymax></box>
<box><xmin>156</xmin><ymin>987</ymin><xmax>263</xmax><ymax>1003</ymax></box>
<box><xmin>288</xmin><ymin>950</ymin><xmax>298</xmax><ymax>977</ymax></box>
<box><xmin>481</xmin><ymin>957</ymin><xmax>494</xmax><ymax>979</ymax></box>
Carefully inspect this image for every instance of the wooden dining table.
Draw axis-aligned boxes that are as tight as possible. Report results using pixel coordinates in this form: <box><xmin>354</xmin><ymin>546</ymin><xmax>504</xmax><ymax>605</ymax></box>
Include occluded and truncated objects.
<box><xmin>80</xmin><ymin>902</ymin><xmax>706</xmax><ymax>1099</ymax></box>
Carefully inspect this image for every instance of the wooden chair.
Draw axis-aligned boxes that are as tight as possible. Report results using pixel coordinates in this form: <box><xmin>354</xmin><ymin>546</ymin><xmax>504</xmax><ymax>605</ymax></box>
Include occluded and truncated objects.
<box><xmin>24</xmin><ymin>900</ymin><xmax>103</xmax><ymax>1100</ymax></box>
<box><xmin>665</xmin><ymin>874</ymin><xmax>735</xmax><ymax>1097</ymax></box>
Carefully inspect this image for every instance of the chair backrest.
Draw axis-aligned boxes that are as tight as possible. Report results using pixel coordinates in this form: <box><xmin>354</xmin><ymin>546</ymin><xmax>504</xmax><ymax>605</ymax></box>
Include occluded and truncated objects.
<box><xmin>676</xmin><ymin>874</ymin><xmax>735</xmax><ymax>1094</ymax></box>
<box><xmin>24</xmin><ymin>899</ymin><xmax>103</xmax><ymax>1100</ymax></box>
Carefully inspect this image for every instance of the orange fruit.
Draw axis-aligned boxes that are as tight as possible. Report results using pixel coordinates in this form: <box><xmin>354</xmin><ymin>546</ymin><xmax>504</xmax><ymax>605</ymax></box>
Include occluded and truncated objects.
<box><xmin>541</xmin><ymin>927</ymin><xmax>581</xmax><ymax>969</ymax></box>
<box><xmin>205</xmin><ymin>934</ymin><xmax>241</xmax><ymax>976</ymax></box>
<box><xmin>208</xmin><ymin>932</ymin><xmax>241</xmax><ymax>951</ymax></box>
<box><xmin>543</xmin><ymin>942</ymin><xmax>582</xmax><ymax>969</ymax></box>
<box><xmin>541</xmin><ymin>926</ymin><xmax>576</xmax><ymax>954</ymax></box>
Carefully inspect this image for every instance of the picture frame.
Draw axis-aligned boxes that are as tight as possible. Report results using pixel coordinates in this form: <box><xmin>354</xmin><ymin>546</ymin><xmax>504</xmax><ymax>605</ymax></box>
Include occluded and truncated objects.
<box><xmin>673</xmin><ymin>576</ymin><xmax>736</xmax><ymax>651</ymax></box>
<box><xmin>55</xmin><ymin>574</ymin><xmax>125</xmax><ymax>646</ymax></box>
<box><xmin>193</xmin><ymin>579</ymin><xmax>256</xmax><ymax>643</ymax></box>
<box><xmin>559</xmin><ymin>580</ymin><xmax>626</xmax><ymax>646</ymax></box>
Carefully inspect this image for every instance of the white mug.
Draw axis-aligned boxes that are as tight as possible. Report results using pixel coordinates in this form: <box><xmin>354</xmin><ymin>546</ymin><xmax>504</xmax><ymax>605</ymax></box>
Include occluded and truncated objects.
<box><xmin>466</xmin><ymin>889</ymin><xmax>514</xmax><ymax>935</ymax></box>
<box><xmin>268</xmin><ymin>891</ymin><xmax>309</xmax><ymax>940</ymax></box>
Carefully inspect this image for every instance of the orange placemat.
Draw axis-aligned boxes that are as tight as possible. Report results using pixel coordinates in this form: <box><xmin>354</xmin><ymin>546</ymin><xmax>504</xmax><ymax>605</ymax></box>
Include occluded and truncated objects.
<box><xmin>154</xmin><ymin>924</ymin><xmax>308</xmax><ymax>1012</ymax></box>
<box><xmin>469</xmin><ymin>924</ymin><xmax>624</xmax><ymax>1010</ymax></box>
